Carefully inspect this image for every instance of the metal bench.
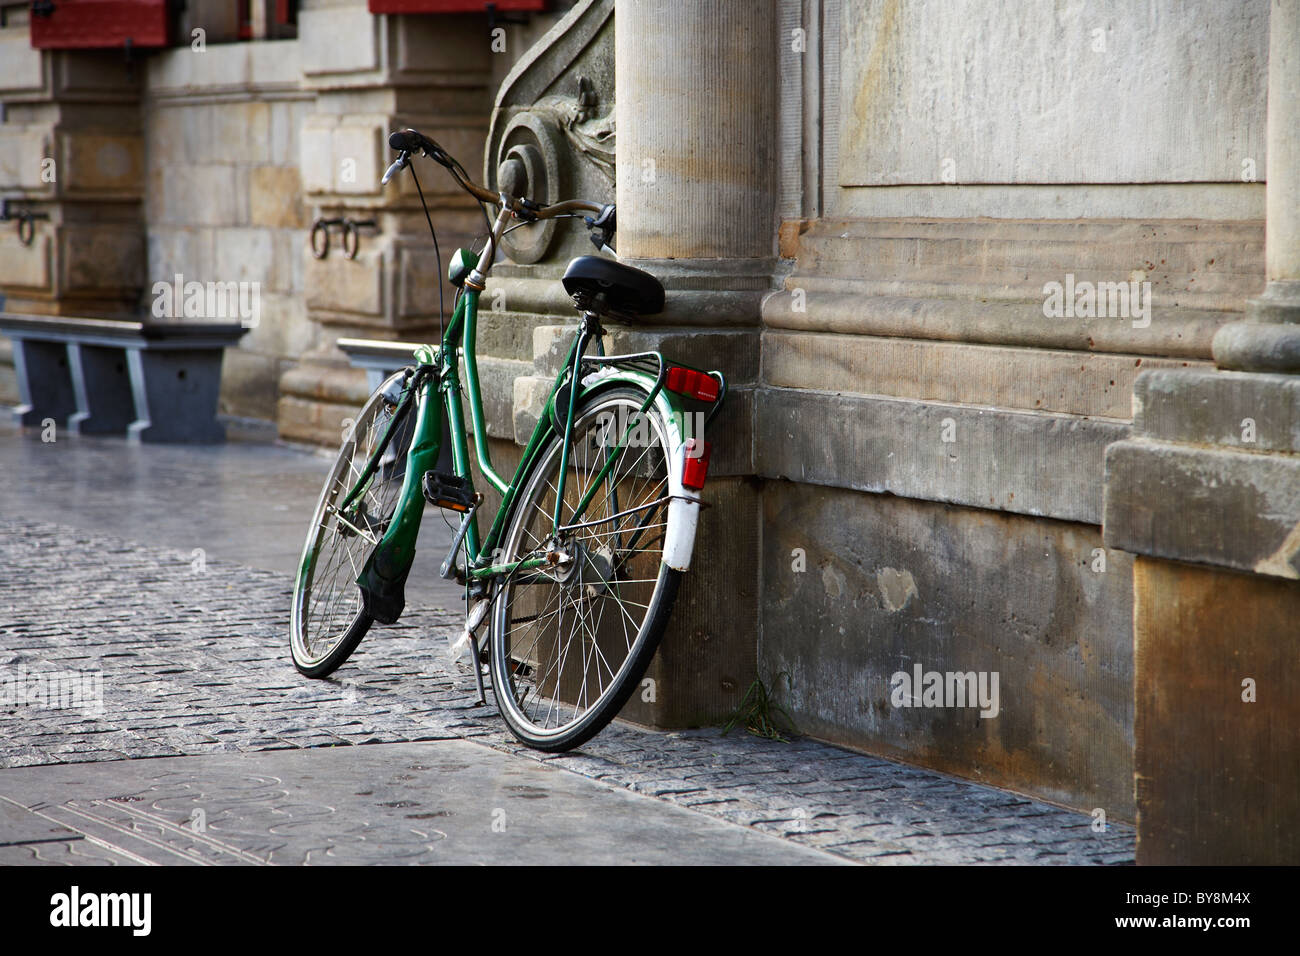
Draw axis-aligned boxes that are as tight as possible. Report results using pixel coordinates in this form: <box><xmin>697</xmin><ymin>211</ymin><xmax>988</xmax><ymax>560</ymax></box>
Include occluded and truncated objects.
<box><xmin>0</xmin><ymin>313</ymin><xmax>247</xmax><ymax>442</ymax></box>
<box><xmin>337</xmin><ymin>337</ymin><xmax>425</xmax><ymax>390</ymax></box>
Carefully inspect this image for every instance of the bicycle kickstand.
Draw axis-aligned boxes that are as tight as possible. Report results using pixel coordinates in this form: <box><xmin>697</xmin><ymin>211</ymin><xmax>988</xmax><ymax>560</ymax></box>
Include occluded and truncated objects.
<box><xmin>467</xmin><ymin>630</ymin><xmax>487</xmax><ymax>706</ymax></box>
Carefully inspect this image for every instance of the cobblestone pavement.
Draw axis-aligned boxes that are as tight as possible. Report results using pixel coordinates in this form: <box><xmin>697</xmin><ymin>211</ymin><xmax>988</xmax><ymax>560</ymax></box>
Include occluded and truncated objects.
<box><xmin>0</xmin><ymin>516</ymin><xmax>1135</xmax><ymax>864</ymax></box>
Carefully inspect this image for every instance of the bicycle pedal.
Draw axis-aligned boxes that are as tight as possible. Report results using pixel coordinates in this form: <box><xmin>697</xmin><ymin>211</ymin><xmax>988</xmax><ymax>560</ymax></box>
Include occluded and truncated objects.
<box><xmin>422</xmin><ymin>471</ymin><xmax>474</xmax><ymax>512</ymax></box>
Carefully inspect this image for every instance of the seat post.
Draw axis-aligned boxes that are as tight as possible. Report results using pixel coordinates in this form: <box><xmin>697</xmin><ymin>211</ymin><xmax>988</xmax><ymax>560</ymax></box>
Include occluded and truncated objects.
<box><xmin>580</xmin><ymin>310</ymin><xmax>605</xmax><ymax>347</ymax></box>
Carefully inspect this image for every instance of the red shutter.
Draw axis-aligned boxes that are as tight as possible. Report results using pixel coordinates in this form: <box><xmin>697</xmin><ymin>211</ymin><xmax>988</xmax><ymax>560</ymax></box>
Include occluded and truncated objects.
<box><xmin>368</xmin><ymin>1</ymin><xmax>547</xmax><ymax>13</ymax></box>
<box><xmin>30</xmin><ymin>0</ymin><xmax>170</xmax><ymax>50</ymax></box>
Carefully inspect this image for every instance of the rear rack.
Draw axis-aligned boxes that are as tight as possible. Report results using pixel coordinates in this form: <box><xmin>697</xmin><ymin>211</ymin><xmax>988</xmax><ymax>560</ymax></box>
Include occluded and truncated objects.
<box><xmin>578</xmin><ymin>351</ymin><xmax>727</xmax><ymax>429</ymax></box>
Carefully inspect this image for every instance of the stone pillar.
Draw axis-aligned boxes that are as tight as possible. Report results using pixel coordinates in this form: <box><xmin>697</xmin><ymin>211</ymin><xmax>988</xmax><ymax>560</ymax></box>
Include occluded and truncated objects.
<box><xmin>0</xmin><ymin>19</ymin><xmax>146</xmax><ymax>407</ymax></box>
<box><xmin>1213</xmin><ymin>0</ymin><xmax>1300</xmax><ymax>370</ymax></box>
<box><xmin>277</xmin><ymin>2</ymin><xmax>494</xmax><ymax>445</ymax></box>
<box><xmin>0</xmin><ymin>35</ymin><xmax>145</xmax><ymax>319</ymax></box>
<box><xmin>615</xmin><ymin>0</ymin><xmax>776</xmax><ymax>317</ymax></box>
<box><xmin>606</xmin><ymin>0</ymin><xmax>778</xmax><ymax>727</ymax></box>
<box><xmin>1103</xmin><ymin>0</ymin><xmax>1300</xmax><ymax>864</ymax></box>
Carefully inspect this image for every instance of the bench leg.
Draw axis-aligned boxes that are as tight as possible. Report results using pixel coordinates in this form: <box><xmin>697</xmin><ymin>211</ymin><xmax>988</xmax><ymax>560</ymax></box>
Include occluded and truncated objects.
<box><xmin>10</xmin><ymin>338</ymin><xmax>77</xmax><ymax>430</ymax></box>
<box><xmin>67</xmin><ymin>344</ymin><xmax>135</xmax><ymax>435</ymax></box>
<box><xmin>125</xmin><ymin>348</ymin><xmax>228</xmax><ymax>443</ymax></box>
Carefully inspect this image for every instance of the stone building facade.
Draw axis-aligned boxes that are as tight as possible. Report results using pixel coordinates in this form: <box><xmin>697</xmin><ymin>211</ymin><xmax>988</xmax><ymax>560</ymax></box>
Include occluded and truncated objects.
<box><xmin>2</xmin><ymin>0</ymin><xmax>1296</xmax><ymax>863</ymax></box>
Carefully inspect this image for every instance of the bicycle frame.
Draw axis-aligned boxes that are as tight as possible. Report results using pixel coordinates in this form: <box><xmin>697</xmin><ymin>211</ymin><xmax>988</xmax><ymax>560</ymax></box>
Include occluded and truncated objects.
<box><xmin>345</xmin><ymin>261</ymin><xmax>726</xmax><ymax>618</ymax></box>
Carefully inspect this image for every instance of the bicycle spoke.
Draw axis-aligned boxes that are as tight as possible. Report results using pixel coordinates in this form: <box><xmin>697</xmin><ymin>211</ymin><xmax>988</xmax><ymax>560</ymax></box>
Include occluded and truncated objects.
<box><xmin>492</xmin><ymin>390</ymin><xmax>682</xmax><ymax>742</ymax></box>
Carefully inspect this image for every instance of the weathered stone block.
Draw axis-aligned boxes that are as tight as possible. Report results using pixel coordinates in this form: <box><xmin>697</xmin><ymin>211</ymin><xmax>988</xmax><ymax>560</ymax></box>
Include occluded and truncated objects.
<box><xmin>269</xmin><ymin>100</ymin><xmax>307</xmax><ymax>167</ymax></box>
<box><xmin>0</xmin><ymin>32</ymin><xmax>43</xmax><ymax>93</ymax></box>
<box><xmin>1134</xmin><ymin>556</ymin><xmax>1300</xmax><ymax>864</ymax></box>
<box><xmin>158</xmin><ymin>165</ymin><xmax>241</xmax><ymax>226</ymax></box>
<box><xmin>331</xmin><ymin>122</ymin><xmax>383</xmax><ymax>194</ymax></box>
<box><xmin>0</xmin><ymin>126</ymin><xmax>50</xmax><ymax>190</ymax></box>
<box><xmin>304</xmin><ymin>249</ymin><xmax>382</xmax><ymax>316</ymax></box>
<box><xmin>241</xmin><ymin>292</ymin><xmax>314</xmax><ymax>358</ymax></box>
<box><xmin>621</xmin><ymin>475</ymin><xmax>760</xmax><ymax>729</ymax></box>
<box><xmin>213</xmin><ymin>227</ymin><xmax>276</xmax><ymax>287</ymax></box>
<box><xmin>299</xmin><ymin>116</ymin><xmax>334</xmax><ymax>194</ymax></box>
<box><xmin>762</xmin><ymin>482</ymin><xmax>1135</xmax><ymax>818</ymax></box>
<box><xmin>61</xmin><ymin>226</ymin><xmax>144</xmax><ymax>295</ymax></box>
<box><xmin>62</xmin><ymin>132</ymin><xmax>143</xmax><ymax>195</ymax></box>
<box><xmin>300</xmin><ymin>5</ymin><xmax>378</xmax><ymax>76</ymax></box>
<box><xmin>277</xmin><ymin>393</ymin><xmax>360</xmax><ymax>447</ymax></box>
<box><xmin>757</xmin><ymin>387</ymin><xmax>1128</xmax><ymax>524</ymax></box>
<box><xmin>220</xmin><ymin>348</ymin><xmax>281</xmax><ymax>421</ymax></box>
<box><xmin>210</xmin><ymin>101</ymin><xmax>271</xmax><ymax>164</ymax></box>
<box><xmin>146</xmin><ymin>228</ymin><xmax>216</xmax><ymax>290</ymax></box>
<box><xmin>0</xmin><ymin>233</ymin><xmax>51</xmax><ymax>290</ymax></box>
<box><xmin>1104</xmin><ymin>439</ymin><xmax>1300</xmax><ymax>579</ymax></box>
<box><xmin>839</xmin><ymin>0</ymin><xmax>1266</xmax><ymax>186</ymax></box>
<box><xmin>1133</xmin><ymin>367</ymin><xmax>1300</xmax><ymax>453</ymax></box>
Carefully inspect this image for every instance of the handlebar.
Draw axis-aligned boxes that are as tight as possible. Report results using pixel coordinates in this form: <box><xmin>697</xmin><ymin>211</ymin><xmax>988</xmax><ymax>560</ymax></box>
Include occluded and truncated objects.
<box><xmin>383</xmin><ymin>127</ymin><xmax>612</xmax><ymax>241</ymax></box>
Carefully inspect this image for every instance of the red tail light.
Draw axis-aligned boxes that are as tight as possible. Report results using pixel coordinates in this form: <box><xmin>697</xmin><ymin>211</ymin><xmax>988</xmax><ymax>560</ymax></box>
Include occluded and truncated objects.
<box><xmin>665</xmin><ymin>366</ymin><xmax>720</xmax><ymax>402</ymax></box>
<box><xmin>681</xmin><ymin>438</ymin><xmax>711</xmax><ymax>489</ymax></box>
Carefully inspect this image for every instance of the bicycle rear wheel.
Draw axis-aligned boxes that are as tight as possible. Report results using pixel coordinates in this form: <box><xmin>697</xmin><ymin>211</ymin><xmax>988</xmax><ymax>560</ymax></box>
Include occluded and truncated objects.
<box><xmin>489</xmin><ymin>387</ymin><xmax>685</xmax><ymax>751</ymax></box>
<box><xmin>290</xmin><ymin>373</ymin><xmax>414</xmax><ymax>678</ymax></box>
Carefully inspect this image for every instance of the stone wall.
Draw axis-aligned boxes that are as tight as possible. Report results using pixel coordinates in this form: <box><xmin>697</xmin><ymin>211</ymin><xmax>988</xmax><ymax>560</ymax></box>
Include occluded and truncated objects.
<box><xmin>0</xmin><ymin>0</ymin><xmax>566</xmax><ymax>427</ymax></box>
<box><xmin>749</xmin><ymin>0</ymin><xmax>1272</xmax><ymax>823</ymax></box>
<box><xmin>4</xmin><ymin>0</ymin><xmax>1294</xmax><ymax>849</ymax></box>
<box><xmin>143</xmin><ymin>40</ymin><xmax>314</xmax><ymax>422</ymax></box>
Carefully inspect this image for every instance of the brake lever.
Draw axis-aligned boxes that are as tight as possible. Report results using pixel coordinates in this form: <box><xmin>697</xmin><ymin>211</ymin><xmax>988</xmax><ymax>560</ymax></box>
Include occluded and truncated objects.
<box><xmin>381</xmin><ymin>150</ymin><xmax>410</xmax><ymax>186</ymax></box>
<box><xmin>585</xmin><ymin>203</ymin><xmax>616</xmax><ymax>253</ymax></box>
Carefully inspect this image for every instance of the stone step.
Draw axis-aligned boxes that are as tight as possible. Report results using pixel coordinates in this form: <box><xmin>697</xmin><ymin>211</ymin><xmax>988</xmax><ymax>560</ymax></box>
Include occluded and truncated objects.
<box><xmin>795</xmin><ymin>217</ymin><xmax>1264</xmax><ymax>244</ymax></box>
<box><xmin>779</xmin><ymin>275</ymin><xmax>1245</xmax><ymax>315</ymax></box>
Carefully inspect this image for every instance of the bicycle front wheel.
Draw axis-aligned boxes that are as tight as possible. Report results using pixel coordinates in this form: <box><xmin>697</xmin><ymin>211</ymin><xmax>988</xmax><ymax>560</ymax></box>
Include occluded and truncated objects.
<box><xmin>489</xmin><ymin>387</ymin><xmax>687</xmax><ymax>751</ymax></box>
<box><xmin>290</xmin><ymin>373</ymin><xmax>414</xmax><ymax>678</ymax></box>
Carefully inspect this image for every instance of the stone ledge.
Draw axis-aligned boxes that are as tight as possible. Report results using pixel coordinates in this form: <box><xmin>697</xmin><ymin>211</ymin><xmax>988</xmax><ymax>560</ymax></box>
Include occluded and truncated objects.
<box><xmin>1103</xmin><ymin>438</ymin><xmax>1300</xmax><ymax>579</ymax></box>
<box><xmin>756</xmin><ymin>387</ymin><xmax>1126</xmax><ymax>524</ymax></box>
<box><xmin>765</xmin><ymin>330</ymin><xmax>1207</xmax><ymax>420</ymax></box>
<box><xmin>146</xmin><ymin>40</ymin><xmax>303</xmax><ymax>97</ymax></box>
<box><xmin>763</xmin><ymin>289</ymin><xmax>1229</xmax><ymax>360</ymax></box>
<box><xmin>1133</xmin><ymin>367</ymin><xmax>1300</xmax><ymax>453</ymax></box>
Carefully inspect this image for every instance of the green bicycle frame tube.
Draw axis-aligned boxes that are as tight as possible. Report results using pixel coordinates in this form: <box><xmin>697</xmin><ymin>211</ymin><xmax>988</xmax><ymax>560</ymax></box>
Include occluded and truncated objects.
<box><xmin>350</xmin><ymin>279</ymin><xmax>700</xmax><ymax>595</ymax></box>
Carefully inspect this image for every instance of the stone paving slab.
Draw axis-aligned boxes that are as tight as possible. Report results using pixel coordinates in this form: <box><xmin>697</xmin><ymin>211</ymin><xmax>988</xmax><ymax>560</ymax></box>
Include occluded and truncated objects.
<box><xmin>0</xmin><ymin>743</ymin><xmax>838</xmax><ymax>865</ymax></box>
<box><xmin>0</xmin><ymin>516</ymin><xmax>1135</xmax><ymax>864</ymax></box>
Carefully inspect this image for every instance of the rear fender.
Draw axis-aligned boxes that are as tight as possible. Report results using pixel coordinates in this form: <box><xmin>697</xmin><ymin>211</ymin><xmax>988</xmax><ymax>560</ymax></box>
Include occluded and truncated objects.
<box><xmin>573</xmin><ymin>366</ymin><xmax>704</xmax><ymax>572</ymax></box>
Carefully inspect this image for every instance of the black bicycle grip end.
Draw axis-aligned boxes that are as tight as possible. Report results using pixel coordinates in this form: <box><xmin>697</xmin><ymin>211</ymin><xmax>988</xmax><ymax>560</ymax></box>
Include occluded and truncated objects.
<box><xmin>389</xmin><ymin>129</ymin><xmax>427</xmax><ymax>153</ymax></box>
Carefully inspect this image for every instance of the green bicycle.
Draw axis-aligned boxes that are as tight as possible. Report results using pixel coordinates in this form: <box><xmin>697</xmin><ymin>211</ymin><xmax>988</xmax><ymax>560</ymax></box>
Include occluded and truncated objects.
<box><xmin>289</xmin><ymin>129</ymin><xmax>724</xmax><ymax>751</ymax></box>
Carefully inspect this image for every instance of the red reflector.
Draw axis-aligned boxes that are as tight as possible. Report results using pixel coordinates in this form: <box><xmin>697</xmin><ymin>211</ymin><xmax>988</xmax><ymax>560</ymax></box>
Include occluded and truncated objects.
<box><xmin>665</xmin><ymin>366</ymin><xmax>719</xmax><ymax>402</ymax></box>
<box><xmin>681</xmin><ymin>439</ymin><xmax>711</xmax><ymax>489</ymax></box>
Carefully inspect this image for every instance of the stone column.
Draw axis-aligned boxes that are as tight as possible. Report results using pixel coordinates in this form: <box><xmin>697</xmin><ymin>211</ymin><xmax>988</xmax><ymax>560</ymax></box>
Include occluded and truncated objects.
<box><xmin>278</xmin><ymin>2</ymin><xmax>493</xmax><ymax>445</ymax></box>
<box><xmin>1213</xmin><ymin>0</ymin><xmax>1300</xmax><ymax>370</ymax></box>
<box><xmin>1103</xmin><ymin>0</ymin><xmax>1300</xmax><ymax>864</ymax></box>
<box><xmin>0</xmin><ymin>22</ymin><xmax>146</xmax><ymax>408</ymax></box>
<box><xmin>615</xmin><ymin>0</ymin><xmax>776</xmax><ymax>318</ymax></box>
<box><xmin>605</xmin><ymin>0</ymin><xmax>778</xmax><ymax>728</ymax></box>
<box><xmin>0</xmin><ymin>38</ymin><xmax>145</xmax><ymax>319</ymax></box>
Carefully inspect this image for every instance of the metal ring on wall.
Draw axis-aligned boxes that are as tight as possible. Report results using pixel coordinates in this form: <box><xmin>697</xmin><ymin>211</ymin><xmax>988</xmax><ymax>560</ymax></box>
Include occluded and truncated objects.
<box><xmin>342</xmin><ymin>220</ymin><xmax>360</xmax><ymax>260</ymax></box>
<box><xmin>310</xmin><ymin>219</ymin><xmax>330</xmax><ymax>259</ymax></box>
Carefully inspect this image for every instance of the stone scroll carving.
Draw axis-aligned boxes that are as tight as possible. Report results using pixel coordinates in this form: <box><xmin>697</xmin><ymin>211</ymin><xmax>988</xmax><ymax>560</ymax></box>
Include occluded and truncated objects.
<box><xmin>484</xmin><ymin>0</ymin><xmax>614</xmax><ymax>265</ymax></box>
